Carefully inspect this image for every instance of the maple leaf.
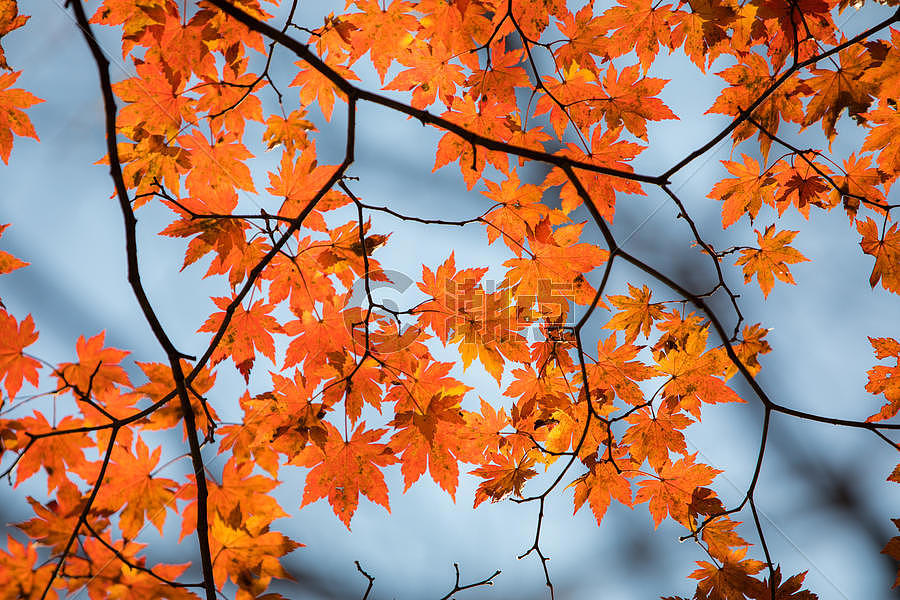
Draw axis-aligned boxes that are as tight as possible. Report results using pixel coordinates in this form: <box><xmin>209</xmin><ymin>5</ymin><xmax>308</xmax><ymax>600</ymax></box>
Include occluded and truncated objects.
<box><xmin>465</xmin><ymin>45</ymin><xmax>529</xmax><ymax>106</ymax></box>
<box><xmin>16</xmin><ymin>481</ymin><xmax>110</xmax><ymax>555</ymax></box>
<box><xmin>417</xmin><ymin>253</ymin><xmax>528</xmax><ymax>381</ymax></box>
<box><xmin>512</xmin><ymin>0</ymin><xmax>567</xmax><ymax>40</ymax></box>
<box><xmin>592</xmin><ymin>62</ymin><xmax>678</xmax><ymax>141</ymax></box>
<box><xmin>56</xmin><ymin>331</ymin><xmax>131</xmax><ymax>397</ymax></box>
<box><xmin>294</xmin><ymin>422</ymin><xmax>397</xmax><ymax>528</ymax></box>
<box><xmin>668</xmin><ymin>0</ymin><xmax>736</xmax><ymax>71</ymax></box>
<box><xmin>470</xmin><ymin>449</ymin><xmax>538</xmax><ymax>507</ymax></box>
<box><xmin>545</xmin><ymin>125</ymin><xmax>646</xmax><ymax>222</ymax></box>
<box><xmin>725</xmin><ymin>323</ymin><xmax>773</xmax><ymax>379</ymax></box>
<box><xmin>94</xmin><ymin>438</ymin><xmax>178</xmax><ymax>539</ymax></box>
<box><xmin>66</xmin><ymin>535</ymin><xmax>195</xmax><ymax>600</ymax></box>
<box><xmin>622</xmin><ymin>404</ymin><xmax>693</xmax><ymax>471</ymax></box>
<box><xmin>10</xmin><ymin>413</ymin><xmax>94</xmax><ymax>492</ymax></box>
<box><xmin>535</xmin><ymin>60</ymin><xmax>601</xmax><ymax>138</ymax></box>
<box><xmin>554</xmin><ymin>3</ymin><xmax>608</xmax><ymax>74</ymax></box>
<box><xmin>262</xmin><ymin>109</ymin><xmax>315</xmax><ymax>153</ymax></box>
<box><xmin>586</xmin><ymin>333</ymin><xmax>658</xmax><ymax>407</ymax></box>
<box><xmin>181</xmin><ymin>456</ymin><xmax>289</xmax><ymax>542</ymax></box>
<box><xmin>707</xmin><ymin>54</ymin><xmax>810</xmax><ymax>159</ymax></box>
<box><xmin>864</xmin><ymin>336</ymin><xmax>900</xmax><ymax>422</ymax></box>
<box><xmin>178</xmin><ymin>129</ymin><xmax>256</xmax><ymax>208</ymax></box>
<box><xmin>199</xmin><ymin>297</ymin><xmax>283</xmax><ymax>382</ymax></box>
<box><xmin>113</xmin><ymin>57</ymin><xmax>192</xmax><ymax>139</ymax></box>
<box><xmin>389</xmin><ymin>392</ymin><xmax>466</xmax><ymax>498</ymax></box>
<box><xmin>345</xmin><ymin>0</ymin><xmax>418</xmax><ymax>81</ymax></box>
<box><xmin>635</xmin><ymin>453</ymin><xmax>721</xmax><ymax>528</ymax></box>
<box><xmin>321</xmin><ymin>352</ymin><xmax>386</xmax><ymax>423</ymax></box>
<box><xmin>282</xmin><ymin>296</ymin><xmax>353</xmax><ymax>376</ymax></box>
<box><xmin>89</xmin><ymin>0</ymin><xmax>172</xmax><ymax>55</ymax></box>
<box><xmin>604</xmin><ymin>283</ymin><xmax>665</xmax><ymax>342</ymax></box>
<box><xmin>860</xmin><ymin>29</ymin><xmax>900</xmax><ymax>101</ymax></box>
<box><xmin>702</xmin><ymin>516</ymin><xmax>750</xmax><ymax>560</ymax></box>
<box><xmin>707</xmin><ymin>154</ymin><xmax>777</xmax><ymax>228</ymax></box>
<box><xmin>134</xmin><ymin>360</ymin><xmax>218</xmax><ymax>433</ymax></box>
<box><xmin>829</xmin><ymin>153</ymin><xmax>891</xmax><ymax>219</ymax></box>
<box><xmin>115</xmin><ymin>133</ymin><xmax>191</xmax><ymax>201</ymax></box>
<box><xmin>771</xmin><ymin>158</ymin><xmax>833</xmax><ymax>217</ymax></box>
<box><xmin>0</xmin><ymin>309</ymin><xmax>39</xmax><ymax>400</ymax></box>
<box><xmin>481</xmin><ymin>169</ymin><xmax>558</xmax><ymax>256</ymax></box>
<box><xmin>735</xmin><ymin>225</ymin><xmax>809</xmax><ymax>298</ymax></box>
<box><xmin>656</xmin><ymin>326</ymin><xmax>743</xmax><ymax>418</ymax></box>
<box><xmin>542</xmin><ymin>397</ymin><xmax>610</xmax><ymax>460</ymax></box>
<box><xmin>756</xmin><ymin>0</ymin><xmax>836</xmax><ymax>70</ymax></box>
<box><xmin>689</xmin><ymin>547</ymin><xmax>766</xmax><ymax>600</ymax></box>
<box><xmin>0</xmin><ymin>70</ymin><xmax>42</xmax><ymax>164</ymax></box>
<box><xmin>0</xmin><ymin>535</ymin><xmax>61</xmax><ymax>600</ymax></box>
<box><xmin>570</xmin><ymin>454</ymin><xmax>634</xmax><ymax>525</ymax></box>
<box><xmin>503</xmin><ymin>220</ymin><xmax>609</xmax><ymax>309</ymax></box>
<box><xmin>208</xmin><ymin>514</ymin><xmax>300</xmax><ymax>594</ymax></box>
<box><xmin>857</xmin><ymin>217</ymin><xmax>900</xmax><ymax>294</ymax></box>
<box><xmin>757</xmin><ymin>566</ymin><xmax>819</xmax><ymax>599</ymax></box>
<box><xmin>457</xmin><ymin>398</ymin><xmax>510</xmax><ymax>462</ymax></box>
<box><xmin>801</xmin><ymin>43</ymin><xmax>879</xmax><ymax>143</ymax></box>
<box><xmin>266</xmin><ymin>142</ymin><xmax>338</xmax><ymax>220</ymax></box>
<box><xmin>595</xmin><ymin>0</ymin><xmax>673</xmax><ymax>71</ymax></box>
<box><xmin>194</xmin><ymin>63</ymin><xmax>265</xmax><ymax>138</ymax></box>
<box><xmin>290</xmin><ymin>59</ymin><xmax>359</xmax><ymax>121</ymax></box>
<box><xmin>434</xmin><ymin>94</ymin><xmax>513</xmax><ymax>188</ymax></box>
<box><xmin>863</xmin><ymin>103</ymin><xmax>900</xmax><ymax>175</ymax></box>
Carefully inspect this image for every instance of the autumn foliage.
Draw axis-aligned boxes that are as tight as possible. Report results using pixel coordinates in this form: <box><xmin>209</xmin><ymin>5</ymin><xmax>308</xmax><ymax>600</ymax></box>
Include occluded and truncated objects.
<box><xmin>1</xmin><ymin>0</ymin><xmax>900</xmax><ymax>598</ymax></box>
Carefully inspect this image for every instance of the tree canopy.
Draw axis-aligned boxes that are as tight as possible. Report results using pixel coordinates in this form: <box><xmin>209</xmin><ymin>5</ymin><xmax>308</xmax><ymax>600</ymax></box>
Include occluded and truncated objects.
<box><xmin>0</xmin><ymin>0</ymin><xmax>899</xmax><ymax>599</ymax></box>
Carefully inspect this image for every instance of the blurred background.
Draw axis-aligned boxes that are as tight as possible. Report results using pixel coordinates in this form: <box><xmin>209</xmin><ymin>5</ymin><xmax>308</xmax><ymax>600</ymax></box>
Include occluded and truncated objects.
<box><xmin>1</xmin><ymin>1</ymin><xmax>898</xmax><ymax>598</ymax></box>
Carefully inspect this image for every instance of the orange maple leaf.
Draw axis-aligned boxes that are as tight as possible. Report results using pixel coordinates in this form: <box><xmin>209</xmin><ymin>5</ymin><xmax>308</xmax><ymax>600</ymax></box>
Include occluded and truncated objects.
<box><xmin>592</xmin><ymin>62</ymin><xmax>677</xmax><ymax>141</ymax></box>
<box><xmin>112</xmin><ymin>58</ymin><xmax>192</xmax><ymax>139</ymax></box>
<box><xmin>389</xmin><ymin>392</ymin><xmax>466</xmax><ymax>498</ymax></box>
<box><xmin>757</xmin><ymin>566</ymin><xmax>819</xmax><ymax>599</ymax></box>
<box><xmin>635</xmin><ymin>453</ymin><xmax>722</xmax><ymax>528</ymax></box>
<box><xmin>863</xmin><ymin>103</ymin><xmax>900</xmax><ymax>175</ymax></box>
<box><xmin>0</xmin><ymin>535</ymin><xmax>61</xmax><ymax>600</ymax></box>
<box><xmin>16</xmin><ymin>481</ymin><xmax>110</xmax><ymax>555</ymax></box>
<box><xmin>857</xmin><ymin>217</ymin><xmax>900</xmax><ymax>294</ymax></box>
<box><xmin>735</xmin><ymin>225</ymin><xmax>809</xmax><ymax>298</ymax></box>
<box><xmin>864</xmin><ymin>336</ymin><xmax>900</xmax><ymax>422</ymax></box>
<box><xmin>94</xmin><ymin>438</ymin><xmax>178</xmax><ymax>539</ymax></box>
<box><xmin>689</xmin><ymin>547</ymin><xmax>766</xmax><ymax>600</ymax></box>
<box><xmin>604</xmin><ymin>283</ymin><xmax>665</xmax><ymax>342</ymax></box>
<box><xmin>622</xmin><ymin>404</ymin><xmax>693</xmax><ymax>471</ymax></box>
<box><xmin>470</xmin><ymin>449</ymin><xmax>538</xmax><ymax>508</ymax></box>
<box><xmin>180</xmin><ymin>456</ymin><xmax>289</xmax><ymax>542</ymax></box>
<box><xmin>656</xmin><ymin>327</ymin><xmax>743</xmax><ymax>418</ymax></box>
<box><xmin>570</xmin><ymin>454</ymin><xmax>634</xmax><ymax>525</ymax></box>
<box><xmin>595</xmin><ymin>0</ymin><xmax>672</xmax><ymax>71</ymax></box>
<box><xmin>707</xmin><ymin>54</ymin><xmax>809</xmax><ymax>159</ymax></box>
<box><xmin>707</xmin><ymin>154</ymin><xmax>777</xmax><ymax>228</ymax></box>
<box><xmin>294</xmin><ymin>422</ymin><xmax>397</xmax><ymax>528</ymax></box>
<box><xmin>199</xmin><ymin>297</ymin><xmax>283</xmax><ymax>382</ymax></box>
<box><xmin>56</xmin><ymin>332</ymin><xmax>131</xmax><ymax>397</ymax></box>
<box><xmin>208</xmin><ymin>514</ymin><xmax>300</xmax><ymax>594</ymax></box>
<box><xmin>801</xmin><ymin>42</ymin><xmax>879</xmax><ymax>142</ymax></box>
<box><xmin>0</xmin><ymin>70</ymin><xmax>42</xmax><ymax>164</ymax></box>
<box><xmin>0</xmin><ymin>309</ymin><xmax>39</xmax><ymax>400</ymax></box>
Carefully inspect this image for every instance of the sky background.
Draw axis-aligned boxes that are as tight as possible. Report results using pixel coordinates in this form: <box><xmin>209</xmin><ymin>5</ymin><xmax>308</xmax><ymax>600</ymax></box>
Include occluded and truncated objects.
<box><xmin>1</xmin><ymin>1</ymin><xmax>899</xmax><ymax>599</ymax></box>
